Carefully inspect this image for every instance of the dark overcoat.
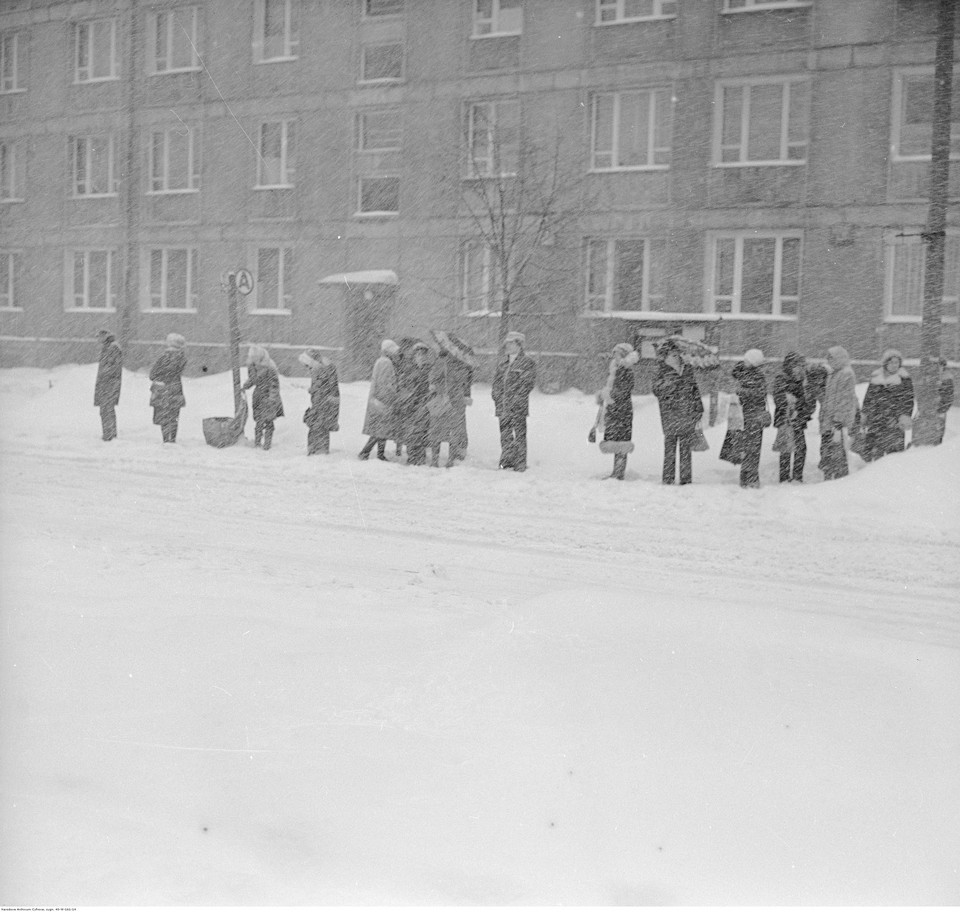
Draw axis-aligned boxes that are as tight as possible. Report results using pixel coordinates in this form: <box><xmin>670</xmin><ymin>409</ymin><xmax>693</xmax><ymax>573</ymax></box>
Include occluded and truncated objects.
<box><xmin>732</xmin><ymin>362</ymin><xmax>769</xmax><ymax>429</ymax></box>
<box><xmin>492</xmin><ymin>352</ymin><xmax>536</xmax><ymax>418</ymax></box>
<box><xmin>149</xmin><ymin>349</ymin><xmax>187</xmax><ymax>425</ymax></box>
<box><xmin>603</xmin><ymin>364</ymin><xmax>636</xmax><ymax>443</ymax></box>
<box><xmin>305</xmin><ymin>362</ymin><xmax>340</xmax><ymax>433</ymax></box>
<box><xmin>652</xmin><ymin>361</ymin><xmax>703</xmax><ymax>436</ymax></box>
<box><xmin>94</xmin><ymin>337</ymin><xmax>122</xmax><ymax>407</ymax></box>
<box><xmin>243</xmin><ymin>364</ymin><xmax>285</xmax><ymax>423</ymax></box>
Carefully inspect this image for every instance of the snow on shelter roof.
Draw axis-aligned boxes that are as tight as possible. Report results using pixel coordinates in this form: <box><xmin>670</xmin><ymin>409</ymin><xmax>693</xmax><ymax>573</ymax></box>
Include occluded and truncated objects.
<box><xmin>318</xmin><ymin>270</ymin><xmax>398</xmax><ymax>286</ymax></box>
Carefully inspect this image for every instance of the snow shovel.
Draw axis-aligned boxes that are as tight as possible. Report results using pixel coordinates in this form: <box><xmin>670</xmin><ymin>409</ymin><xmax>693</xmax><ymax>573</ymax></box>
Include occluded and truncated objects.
<box><xmin>203</xmin><ymin>392</ymin><xmax>248</xmax><ymax>448</ymax></box>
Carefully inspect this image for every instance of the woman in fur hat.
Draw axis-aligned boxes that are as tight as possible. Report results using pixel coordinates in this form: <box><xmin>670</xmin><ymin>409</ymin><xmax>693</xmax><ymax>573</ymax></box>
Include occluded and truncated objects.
<box><xmin>819</xmin><ymin>345</ymin><xmax>859</xmax><ymax>480</ymax></box>
<box><xmin>860</xmin><ymin>349</ymin><xmax>914</xmax><ymax>461</ymax></box>
<box><xmin>299</xmin><ymin>349</ymin><xmax>339</xmax><ymax>455</ymax></box>
<box><xmin>149</xmin><ymin>333</ymin><xmax>187</xmax><ymax>443</ymax></box>
<box><xmin>242</xmin><ymin>345</ymin><xmax>285</xmax><ymax>450</ymax></box>
<box><xmin>597</xmin><ymin>342</ymin><xmax>639</xmax><ymax>480</ymax></box>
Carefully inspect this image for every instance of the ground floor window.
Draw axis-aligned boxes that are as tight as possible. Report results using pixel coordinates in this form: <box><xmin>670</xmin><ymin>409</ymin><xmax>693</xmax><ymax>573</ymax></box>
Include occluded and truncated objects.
<box><xmin>252</xmin><ymin>246</ymin><xmax>293</xmax><ymax>312</ymax></box>
<box><xmin>0</xmin><ymin>250</ymin><xmax>19</xmax><ymax>309</ymax></box>
<box><xmin>69</xmin><ymin>249</ymin><xmax>117</xmax><ymax>311</ymax></box>
<box><xmin>709</xmin><ymin>231</ymin><xmax>801</xmax><ymax>317</ymax></box>
<box><xmin>461</xmin><ymin>240</ymin><xmax>504</xmax><ymax>315</ymax></box>
<box><xmin>147</xmin><ymin>247</ymin><xmax>198</xmax><ymax>311</ymax></box>
<box><xmin>585</xmin><ymin>237</ymin><xmax>666</xmax><ymax>312</ymax></box>
<box><xmin>885</xmin><ymin>230</ymin><xmax>960</xmax><ymax>322</ymax></box>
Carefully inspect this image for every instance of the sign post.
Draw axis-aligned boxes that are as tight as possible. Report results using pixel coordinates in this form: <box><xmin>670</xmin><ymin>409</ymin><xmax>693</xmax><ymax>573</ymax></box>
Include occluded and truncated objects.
<box><xmin>222</xmin><ymin>268</ymin><xmax>253</xmax><ymax>414</ymax></box>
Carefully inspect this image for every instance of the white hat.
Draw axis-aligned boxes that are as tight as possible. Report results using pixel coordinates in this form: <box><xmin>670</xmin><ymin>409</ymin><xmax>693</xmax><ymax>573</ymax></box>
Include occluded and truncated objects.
<box><xmin>504</xmin><ymin>331</ymin><xmax>525</xmax><ymax>345</ymax></box>
<box><xmin>381</xmin><ymin>339</ymin><xmax>399</xmax><ymax>355</ymax></box>
<box><xmin>743</xmin><ymin>348</ymin><xmax>765</xmax><ymax>367</ymax></box>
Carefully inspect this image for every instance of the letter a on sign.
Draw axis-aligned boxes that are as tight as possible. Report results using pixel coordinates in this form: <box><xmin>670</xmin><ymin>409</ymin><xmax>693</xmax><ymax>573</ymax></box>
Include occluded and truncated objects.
<box><xmin>235</xmin><ymin>269</ymin><xmax>255</xmax><ymax>296</ymax></box>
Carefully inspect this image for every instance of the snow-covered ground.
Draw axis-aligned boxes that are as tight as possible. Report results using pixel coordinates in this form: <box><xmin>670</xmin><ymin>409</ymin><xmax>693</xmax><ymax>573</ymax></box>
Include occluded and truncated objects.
<box><xmin>1</xmin><ymin>362</ymin><xmax>958</xmax><ymax>905</ymax></box>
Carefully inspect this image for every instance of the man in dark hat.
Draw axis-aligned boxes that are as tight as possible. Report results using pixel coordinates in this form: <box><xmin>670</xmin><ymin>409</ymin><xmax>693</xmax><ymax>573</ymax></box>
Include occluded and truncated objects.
<box><xmin>93</xmin><ymin>328</ymin><xmax>122</xmax><ymax>441</ymax></box>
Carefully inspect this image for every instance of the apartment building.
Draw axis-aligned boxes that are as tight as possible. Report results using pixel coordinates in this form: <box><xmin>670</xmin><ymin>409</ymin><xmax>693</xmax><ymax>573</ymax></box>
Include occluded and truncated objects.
<box><xmin>0</xmin><ymin>0</ymin><xmax>957</xmax><ymax>382</ymax></box>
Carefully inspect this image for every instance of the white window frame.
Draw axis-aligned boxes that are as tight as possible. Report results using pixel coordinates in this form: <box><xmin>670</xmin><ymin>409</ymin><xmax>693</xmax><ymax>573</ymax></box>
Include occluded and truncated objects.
<box><xmin>74</xmin><ymin>18</ymin><xmax>118</xmax><ymax>83</ymax></box>
<box><xmin>356</xmin><ymin>175</ymin><xmax>400</xmax><ymax>216</ymax></box>
<box><xmin>66</xmin><ymin>249</ymin><xmax>118</xmax><ymax>312</ymax></box>
<box><xmin>360</xmin><ymin>41</ymin><xmax>404</xmax><ymax>83</ymax></box>
<box><xmin>144</xmin><ymin>247</ymin><xmax>199</xmax><ymax>312</ymax></box>
<box><xmin>1</xmin><ymin>32</ymin><xmax>25</xmax><ymax>93</ymax></box>
<box><xmin>883</xmin><ymin>229</ymin><xmax>960</xmax><ymax>323</ymax></box>
<box><xmin>362</xmin><ymin>0</ymin><xmax>404</xmax><ymax>17</ymax></box>
<box><xmin>472</xmin><ymin>0</ymin><xmax>523</xmax><ymax>38</ymax></box>
<box><xmin>465</xmin><ymin>99</ymin><xmax>520</xmax><ymax>178</ymax></box>
<box><xmin>595</xmin><ymin>0</ymin><xmax>678</xmax><ymax>25</ymax></box>
<box><xmin>721</xmin><ymin>0</ymin><xmax>813</xmax><ymax>12</ymax></box>
<box><xmin>590</xmin><ymin>87</ymin><xmax>672</xmax><ymax>171</ymax></box>
<box><xmin>891</xmin><ymin>68</ymin><xmax>960</xmax><ymax>163</ymax></box>
<box><xmin>461</xmin><ymin>240</ymin><xmax>505</xmax><ymax>316</ymax></box>
<box><xmin>253</xmin><ymin>0</ymin><xmax>299</xmax><ymax>63</ymax></box>
<box><xmin>713</xmin><ymin>75</ymin><xmax>809</xmax><ymax>167</ymax></box>
<box><xmin>70</xmin><ymin>134</ymin><xmax>117</xmax><ymax>198</ymax></box>
<box><xmin>0</xmin><ymin>250</ymin><xmax>20</xmax><ymax>311</ymax></box>
<box><xmin>1</xmin><ymin>140</ymin><xmax>22</xmax><ymax>202</ymax></box>
<box><xmin>706</xmin><ymin>231</ymin><xmax>802</xmax><ymax>319</ymax></box>
<box><xmin>148</xmin><ymin>125</ymin><xmax>201</xmax><ymax>193</ymax></box>
<box><xmin>249</xmin><ymin>246</ymin><xmax>294</xmax><ymax>314</ymax></box>
<box><xmin>147</xmin><ymin>6</ymin><xmax>201</xmax><ymax>75</ymax></box>
<box><xmin>584</xmin><ymin>237</ymin><xmax>667</xmax><ymax>314</ymax></box>
<box><xmin>358</xmin><ymin>108</ymin><xmax>403</xmax><ymax>154</ymax></box>
<box><xmin>255</xmin><ymin>120</ymin><xmax>296</xmax><ymax>188</ymax></box>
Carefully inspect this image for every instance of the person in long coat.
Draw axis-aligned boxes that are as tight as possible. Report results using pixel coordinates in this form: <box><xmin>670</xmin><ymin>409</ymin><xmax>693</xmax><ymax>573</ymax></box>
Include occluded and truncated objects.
<box><xmin>597</xmin><ymin>342</ymin><xmax>638</xmax><ymax>480</ymax></box>
<box><xmin>492</xmin><ymin>331</ymin><xmax>537</xmax><ymax>471</ymax></box>
<box><xmin>359</xmin><ymin>339</ymin><xmax>399</xmax><ymax>461</ymax></box>
<box><xmin>299</xmin><ymin>348</ymin><xmax>339</xmax><ymax>455</ymax></box>
<box><xmin>93</xmin><ymin>328</ymin><xmax>122</xmax><ymax>441</ymax></box>
<box><xmin>394</xmin><ymin>340</ymin><xmax>431</xmax><ymax>463</ymax></box>
<box><xmin>427</xmin><ymin>349</ymin><xmax>471</xmax><ymax>467</ymax></box>
<box><xmin>772</xmin><ymin>351</ymin><xmax>815</xmax><ymax>483</ymax></box>
<box><xmin>732</xmin><ymin>349</ymin><xmax>770</xmax><ymax>488</ymax></box>
<box><xmin>652</xmin><ymin>340</ymin><xmax>703</xmax><ymax>485</ymax></box>
<box><xmin>242</xmin><ymin>345</ymin><xmax>285</xmax><ymax>450</ymax></box>
<box><xmin>149</xmin><ymin>333</ymin><xmax>187</xmax><ymax>443</ymax></box>
<box><xmin>860</xmin><ymin>348</ymin><xmax>914</xmax><ymax>461</ymax></box>
<box><xmin>819</xmin><ymin>345</ymin><xmax>859</xmax><ymax>480</ymax></box>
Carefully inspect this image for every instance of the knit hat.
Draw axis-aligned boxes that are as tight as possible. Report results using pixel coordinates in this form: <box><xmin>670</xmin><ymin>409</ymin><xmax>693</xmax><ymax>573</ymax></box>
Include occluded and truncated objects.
<box><xmin>97</xmin><ymin>328</ymin><xmax>112</xmax><ymax>339</ymax></box>
<box><xmin>504</xmin><ymin>331</ymin><xmax>525</xmax><ymax>346</ymax></box>
<box><xmin>743</xmin><ymin>348</ymin><xmax>765</xmax><ymax>367</ymax></box>
<box><xmin>881</xmin><ymin>349</ymin><xmax>903</xmax><ymax>371</ymax></box>
<box><xmin>165</xmin><ymin>333</ymin><xmax>186</xmax><ymax>350</ymax></box>
<box><xmin>612</xmin><ymin>342</ymin><xmax>634</xmax><ymax>358</ymax></box>
<box><xmin>381</xmin><ymin>339</ymin><xmax>400</xmax><ymax>355</ymax></box>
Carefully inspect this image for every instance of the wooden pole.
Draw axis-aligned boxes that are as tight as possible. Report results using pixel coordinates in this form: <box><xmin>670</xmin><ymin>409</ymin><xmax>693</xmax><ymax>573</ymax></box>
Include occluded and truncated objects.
<box><xmin>227</xmin><ymin>274</ymin><xmax>242</xmax><ymax>413</ymax></box>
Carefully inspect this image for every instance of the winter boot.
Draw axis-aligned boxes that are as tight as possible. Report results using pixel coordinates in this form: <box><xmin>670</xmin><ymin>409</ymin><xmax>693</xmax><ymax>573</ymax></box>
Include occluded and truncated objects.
<box><xmin>612</xmin><ymin>454</ymin><xmax>627</xmax><ymax>480</ymax></box>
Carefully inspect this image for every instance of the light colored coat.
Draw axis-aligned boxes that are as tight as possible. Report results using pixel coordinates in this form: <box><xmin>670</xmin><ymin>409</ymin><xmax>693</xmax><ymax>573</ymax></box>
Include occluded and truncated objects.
<box><xmin>820</xmin><ymin>346</ymin><xmax>858</xmax><ymax>431</ymax></box>
<box><xmin>362</xmin><ymin>354</ymin><xmax>398</xmax><ymax>438</ymax></box>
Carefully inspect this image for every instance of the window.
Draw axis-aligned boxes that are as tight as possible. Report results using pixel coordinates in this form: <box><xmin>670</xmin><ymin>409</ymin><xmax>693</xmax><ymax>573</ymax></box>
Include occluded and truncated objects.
<box><xmin>0</xmin><ymin>141</ymin><xmax>19</xmax><ymax>201</ymax></box>
<box><xmin>69</xmin><ymin>250</ymin><xmax>118</xmax><ymax>311</ymax></box>
<box><xmin>709</xmin><ymin>232</ymin><xmax>801</xmax><ymax>317</ymax></box>
<box><xmin>892</xmin><ymin>70</ymin><xmax>960</xmax><ymax>161</ymax></box>
<box><xmin>147</xmin><ymin>7</ymin><xmax>200</xmax><ymax>74</ymax></box>
<box><xmin>1</xmin><ymin>32</ymin><xmax>24</xmax><ymax>93</ymax></box>
<box><xmin>358</xmin><ymin>176</ymin><xmax>400</xmax><ymax>215</ymax></box>
<box><xmin>149</xmin><ymin>126</ymin><xmax>201</xmax><ymax>192</ymax></box>
<box><xmin>364</xmin><ymin>0</ymin><xmax>404</xmax><ymax>16</ymax></box>
<box><xmin>360</xmin><ymin>42</ymin><xmax>403</xmax><ymax>82</ymax></box>
<box><xmin>465</xmin><ymin>100</ymin><xmax>520</xmax><ymax>177</ymax></box>
<box><xmin>596</xmin><ymin>0</ymin><xmax>677</xmax><ymax>24</ymax></box>
<box><xmin>253</xmin><ymin>247</ymin><xmax>294</xmax><ymax>312</ymax></box>
<box><xmin>0</xmin><ymin>251</ymin><xmax>20</xmax><ymax>310</ymax></box>
<box><xmin>147</xmin><ymin>248</ymin><xmax>199</xmax><ymax>310</ymax></box>
<box><xmin>715</xmin><ymin>77</ymin><xmax>809</xmax><ymax>165</ymax></box>
<box><xmin>885</xmin><ymin>231</ymin><xmax>960</xmax><ymax>321</ymax></box>
<box><xmin>254</xmin><ymin>0</ymin><xmax>299</xmax><ymax>61</ymax></box>
<box><xmin>722</xmin><ymin>0</ymin><xmax>812</xmax><ymax>10</ymax></box>
<box><xmin>591</xmin><ymin>88</ymin><xmax>672</xmax><ymax>170</ymax></box>
<box><xmin>461</xmin><ymin>240</ymin><xmax>505</xmax><ymax>314</ymax></box>
<box><xmin>358</xmin><ymin>109</ymin><xmax>402</xmax><ymax>152</ymax></box>
<box><xmin>585</xmin><ymin>238</ymin><xmax>667</xmax><ymax>312</ymax></box>
<box><xmin>71</xmin><ymin>134</ymin><xmax>116</xmax><ymax>197</ymax></box>
<box><xmin>75</xmin><ymin>19</ymin><xmax>117</xmax><ymax>82</ymax></box>
<box><xmin>256</xmin><ymin>120</ymin><xmax>296</xmax><ymax>187</ymax></box>
<box><xmin>473</xmin><ymin>0</ymin><xmax>522</xmax><ymax>37</ymax></box>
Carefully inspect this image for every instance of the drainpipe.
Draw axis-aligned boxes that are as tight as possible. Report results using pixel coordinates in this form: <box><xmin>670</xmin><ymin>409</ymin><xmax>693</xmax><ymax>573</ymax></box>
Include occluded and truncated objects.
<box><xmin>118</xmin><ymin>0</ymin><xmax>139</xmax><ymax>359</ymax></box>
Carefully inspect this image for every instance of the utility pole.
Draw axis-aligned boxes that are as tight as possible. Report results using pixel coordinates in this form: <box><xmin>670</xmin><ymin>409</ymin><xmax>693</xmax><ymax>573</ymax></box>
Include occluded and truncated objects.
<box><xmin>119</xmin><ymin>0</ymin><xmax>140</xmax><ymax>359</ymax></box>
<box><xmin>913</xmin><ymin>0</ymin><xmax>956</xmax><ymax>446</ymax></box>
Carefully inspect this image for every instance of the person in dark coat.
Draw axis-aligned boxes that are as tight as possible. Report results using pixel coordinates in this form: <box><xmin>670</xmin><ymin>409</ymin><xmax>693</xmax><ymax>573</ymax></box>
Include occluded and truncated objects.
<box><xmin>242</xmin><ymin>345</ymin><xmax>285</xmax><ymax>450</ymax></box>
<box><xmin>652</xmin><ymin>340</ymin><xmax>703</xmax><ymax>485</ymax></box>
<box><xmin>731</xmin><ymin>348</ymin><xmax>769</xmax><ymax>488</ymax></box>
<box><xmin>936</xmin><ymin>357</ymin><xmax>954</xmax><ymax>445</ymax></box>
<box><xmin>394</xmin><ymin>340</ymin><xmax>431</xmax><ymax>463</ymax></box>
<box><xmin>492</xmin><ymin>331</ymin><xmax>537</xmax><ymax>472</ymax></box>
<box><xmin>427</xmin><ymin>349</ymin><xmax>472</xmax><ymax>468</ymax></box>
<box><xmin>299</xmin><ymin>348</ymin><xmax>339</xmax><ymax>455</ymax></box>
<box><xmin>772</xmin><ymin>351</ymin><xmax>815</xmax><ymax>483</ymax></box>
<box><xmin>360</xmin><ymin>339</ymin><xmax>400</xmax><ymax>460</ymax></box>
<box><xmin>860</xmin><ymin>348</ymin><xmax>914</xmax><ymax>461</ymax></box>
<box><xmin>597</xmin><ymin>342</ymin><xmax>638</xmax><ymax>480</ymax></box>
<box><xmin>93</xmin><ymin>328</ymin><xmax>122</xmax><ymax>441</ymax></box>
<box><xmin>149</xmin><ymin>333</ymin><xmax>187</xmax><ymax>443</ymax></box>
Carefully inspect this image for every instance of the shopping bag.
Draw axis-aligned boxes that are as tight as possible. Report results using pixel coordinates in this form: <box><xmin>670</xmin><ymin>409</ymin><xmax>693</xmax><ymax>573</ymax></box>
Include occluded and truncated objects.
<box><xmin>689</xmin><ymin>424</ymin><xmax>710</xmax><ymax>452</ymax></box>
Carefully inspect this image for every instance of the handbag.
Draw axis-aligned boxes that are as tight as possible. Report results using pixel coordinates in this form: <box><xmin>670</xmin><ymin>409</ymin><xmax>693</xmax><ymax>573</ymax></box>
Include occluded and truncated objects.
<box><xmin>772</xmin><ymin>423</ymin><xmax>795</xmax><ymax>453</ymax></box>
<box><xmin>689</xmin><ymin>423</ymin><xmax>709</xmax><ymax>452</ymax></box>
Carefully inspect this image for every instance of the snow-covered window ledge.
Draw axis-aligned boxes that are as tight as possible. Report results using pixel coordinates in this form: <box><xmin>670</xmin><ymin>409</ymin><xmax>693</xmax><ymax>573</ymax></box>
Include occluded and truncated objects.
<box><xmin>247</xmin><ymin>309</ymin><xmax>292</xmax><ymax>316</ymax></box>
<box><xmin>140</xmin><ymin>309</ymin><xmax>198</xmax><ymax>315</ymax></box>
<box><xmin>64</xmin><ymin>307</ymin><xmax>116</xmax><ymax>314</ymax></box>
<box><xmin>581</xmin><ymin>311</ymin><xmax>723</xmax><ymax>321</ymax></box>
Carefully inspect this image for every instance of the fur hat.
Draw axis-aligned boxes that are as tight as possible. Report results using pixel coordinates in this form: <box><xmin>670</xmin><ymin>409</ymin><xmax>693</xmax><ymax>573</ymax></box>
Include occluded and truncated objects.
<box><xmin>743</xmin><ymin>348</ymin><xmax>765</xmax><ymax>367</ymax></box>
<box><xmin>381</xmin><ymin>339</ymin><xmax>400</xmax><ymax>356</ymax></box>
<box><xmin>881</xmin><ymin>348</ymin><xmax>904</xmax><ymax>371</ymax></box>
<box><xmin>504</xmin><ymin>331</ymin><xmax>525</xmax><ymax>346</ymax></box>
<box><xmin>298</xmin><ymin>349</ymin><xmax>323</xmax><ymax>370</ymax></box>
<box><xmin>165</xmin><ymin>333</ymin><xmax>186</xmax><ymax>350</ymax></box>
<box><xmin>612</xmin><ymin>342</ymin><xmax>634</xmax><ymax>358</ymax></box>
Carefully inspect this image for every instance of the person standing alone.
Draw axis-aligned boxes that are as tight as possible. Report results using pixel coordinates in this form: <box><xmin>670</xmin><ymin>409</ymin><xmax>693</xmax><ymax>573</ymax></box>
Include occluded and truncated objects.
<box><xmin>93</xmin><ymin>328</ymin><xmax>122</xmax><ymax>441</ymax></box>
<box><xmin>149</xmin><ymin>333</ymin><xmax>187</xmax><ymax>444</ymax></box>
<box><xmin>492</xmin><ymin>331</ymin><xmax>537</xmax><ymax>472</ymax></box>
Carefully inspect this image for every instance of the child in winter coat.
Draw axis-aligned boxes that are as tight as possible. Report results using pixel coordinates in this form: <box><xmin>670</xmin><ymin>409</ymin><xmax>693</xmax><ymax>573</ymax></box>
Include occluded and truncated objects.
<box><xmin>860</xmin><ymin>349</ymin><xmax>914</xmax><ymax>461</ymax></box>
<box><xmin>299</xmin><ymin>349</ymin><xmax>339</xmax><ymax>455</ymax></box>
<box><xmin>597</xmin><ymin>342</ymin><xmax>638</xmax><ymax>480</ymax></box>
<box><xmin>243</xmin><ymin>345</ymin><xmax>284</xmax><ymax>450</ymax></box>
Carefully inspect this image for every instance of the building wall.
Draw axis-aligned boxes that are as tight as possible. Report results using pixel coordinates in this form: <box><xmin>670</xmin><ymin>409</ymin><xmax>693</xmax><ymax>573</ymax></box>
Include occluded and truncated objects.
<box><xmin>1</xmin><ymin>0</ymin><xmax>958</xmax><ymax>381</ymax></box>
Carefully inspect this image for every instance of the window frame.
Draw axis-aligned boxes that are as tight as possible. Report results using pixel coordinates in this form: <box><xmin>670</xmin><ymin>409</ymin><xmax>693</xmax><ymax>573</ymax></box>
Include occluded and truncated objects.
<box><xmin>1</xmin><ymin>31</ymin><xmax>25</xmax><ymax>94</ymax></box>
<box><xmin>706</xmin><ymin>230</ymin><xmax>802</xmax><ymax>319</ymax></box>
<box><xmin>460</xmin><ymin>239</ymin><xmax>506</xmax><ymax>316</ymax></box>
<box><xmin>253</xmin><ymin>0</ymin><xmax>299</xmax><ymax>63</ymax></box>
<box><xmin>356</xmin><ymin>175</ymin><xmax>400</xmax><ymax>217</ymax></box>
<box><xmin>148</xmin><ymin>125</ymin><xmax>201</xmax><ymax>194</ymax></box>
<box><xmin>0</xmin><ymin>140</ymin><xmax>22</xmax><ymax>202</ymax></box>
<box><xmin>891</xmin><ymin>67</ymin><xmax>960</xmax><ymax>163</ymax></box>
<box><xmin>883</xmin><ymin>228</ymin><xmax>960</xmax><ymax>323</ymax></box>
<box><xmin>721</xmin><ymin>0</ymin><xmax>813</xmax><ymax>12</ymax></box>
<box><xmin>464</xmin><ymin>98</ymin><xmax>521</xmax><ymax>179</ymax></box>
<box><xmin>590</xmin><ymin>87</ymin><xmax>673</xmax><ymax>172</ymax></box>
<box><xmin>70</xmin><ymin>133</ymin><xmax>117</xmax><ymax>198</ymax></box>
<box><xmin>472</xmin><ymin>0</ymin><xmax>523</xmax><ymax>38</ymax></box>
<box><xmin>65</xmin><ymin>248</ymin><xmax>118</xmax><ymax>313</ymax></box>
<box><xmin>362</xmin><ymin>0</ymin><xmax>404</xmax><ymax>18</ymax></box>
<box><xmin>143</xmin><ymin>246</ymin><xmax>200</xmax><ymax>312</ymax></box>
<box><xmin>74</xmin><ymin>18</ymin><xmax>118</xmax><ymax>84</ymax></box>
<box><xmin>359</xmin><ymin>41</ymin><xmax>404</xmax><ymax>84</ymax></box>
<box><xmin>249</xmin><ymin>245</ymin><xmax>294</xmax><ymax>314</ymax></box>
<box><xmin>147</xmin><ymin>6</ymin><xmax>201</xmax><ymax>76</ymax></box>
<box><xmin>0</xmin><ymin>250</ymin><xmax>21</xmax><ymax>311</ymax></box>
<box><xmin>357</xmin><ymin>108</ymin><xmax>403</xmax><ymax>154</ymax></box>
<box><xmin>713</xmin><ymin>75</ymin><xmax>810</xmax><ymax>167</ymax></box>
<box><xmin>584</xmin><ymin>236</ymin><xmax>668</xmax><ymax>314</ymax></box>
<box><xmin>255</xmin><ymin>119</ymin><xmax>297</xmax><ymax>189</ymax></box>
<box><xmin>594</xmin><ymin>0</ymin><xmax>678</xmax><ymax>25</ymax></box>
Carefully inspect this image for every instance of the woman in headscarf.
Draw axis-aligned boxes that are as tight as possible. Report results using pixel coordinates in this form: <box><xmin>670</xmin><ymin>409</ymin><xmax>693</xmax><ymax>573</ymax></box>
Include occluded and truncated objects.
<box><xmin>597</xmin><ymin>342</ymin><xmax>639</xmax><ymax>480</ymax></box>
<box><xmin>359</xmin><ymin>339</ymin><xmax>399</xmax><ymax>461</ymax></box>
<box><xmin>242</xmin><ymin>344</ymin><xmax>284</xmax><ymax>450</ymax></box>
<box><xmin>149</xmin><ymin>333</ymin><xmax>187</xmax><ymax>443</ymax></box>
<box><xmin>860</xmin><ymin>349</ymin><xmax>914</xmax><ymax>461</ymax></box>
<box><xmin>819</xmin><ymin>345</ymin><xmax>859</xmax><ymax>480</ymax></box>
<box><xmin>298</xmin><ymin>348</ymin><xmax>339</xmax><ymax>455</ymax></box>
